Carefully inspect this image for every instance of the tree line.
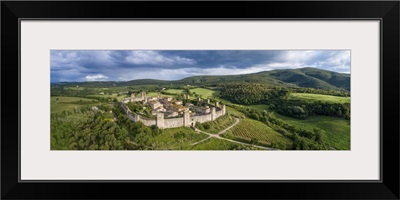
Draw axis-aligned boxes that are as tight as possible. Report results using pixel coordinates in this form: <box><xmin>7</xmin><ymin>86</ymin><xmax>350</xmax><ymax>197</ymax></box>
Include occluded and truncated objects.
<box><xmin>220</xmin><ymin>83</ymin><xmax>350</xmax><ymax>119</ymax></box>
<box><xmin>220</xmin><ymin>83</ymin><xmax>289</xmax><ymax>105</ymax></box>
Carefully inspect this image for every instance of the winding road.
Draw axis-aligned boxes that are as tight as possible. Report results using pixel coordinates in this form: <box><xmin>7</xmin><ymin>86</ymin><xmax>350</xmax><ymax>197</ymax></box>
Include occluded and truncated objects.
<box><xmin>191</xmin><ymin>118</ymin><xmax>276</xmax><ymax>150</ymax></box>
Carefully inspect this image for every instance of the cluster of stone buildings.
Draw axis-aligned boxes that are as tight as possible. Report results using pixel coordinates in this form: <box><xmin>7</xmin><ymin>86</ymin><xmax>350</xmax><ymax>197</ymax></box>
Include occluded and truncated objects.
<box><xmin>121</xmin><ymin>91</ymin><xmax>226</xmax><ymax>129</ymax></box>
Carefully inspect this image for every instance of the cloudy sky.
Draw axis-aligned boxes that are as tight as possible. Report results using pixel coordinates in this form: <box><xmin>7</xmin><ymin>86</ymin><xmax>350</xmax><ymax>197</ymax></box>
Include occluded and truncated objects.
<box><xmin>50</xmin><ymin>50</ymin><xmax>350</xmax><ymax>82</ymax></box>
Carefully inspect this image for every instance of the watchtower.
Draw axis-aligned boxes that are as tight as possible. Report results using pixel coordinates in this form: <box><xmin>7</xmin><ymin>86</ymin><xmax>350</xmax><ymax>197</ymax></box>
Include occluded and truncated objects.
<box><xmin>215</xmin><ymin>101</ymin><xmax>219</xmax><ymax>108</ymax></box>
<box><xmin>156</xmin><ymin>112</ymin><xmax>165</xmax><ymax>129</ymax></box>
<box><xmin>134</xmin><ymin>113</ymin><xmax>141</xmax><ymax>122</ymax></box>
<box><xmin>183</xmin><ymin>110</ymin><xmax>191</xmax><ymax>127</ymax></box>
<box><xmin>211</xmin><ymin>107</ymin><xmax>216</xmax><ymax>121</ymax></box>
<box><xmin>197</xmin><ymin>97</ymin><xmax>201</xmax><ymax>105</ymax></box>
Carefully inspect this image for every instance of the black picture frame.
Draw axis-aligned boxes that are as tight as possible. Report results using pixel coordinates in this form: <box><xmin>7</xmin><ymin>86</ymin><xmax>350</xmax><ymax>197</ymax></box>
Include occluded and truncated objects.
<box><xmin>1</xmin><ymin>1</ymin><xmax>399</xmax><ymax>199</ymax></box>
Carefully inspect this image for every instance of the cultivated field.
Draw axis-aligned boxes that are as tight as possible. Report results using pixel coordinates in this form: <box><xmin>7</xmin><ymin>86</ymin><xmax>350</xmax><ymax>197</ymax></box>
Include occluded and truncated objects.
<box><xmin>287</xmin><ymin>93</ymin><xmax>350</xmax><ymax>104</ymax></box>
<box><xmin>275</xmin><ymin>113</ymin><xmax>350</xmax><ymax>150</ymax></box>
<box><xmin>88</xmin><ymin>94</ymin><xmax>127</xmax><ymax>101</ymax></box>
<box><xmin>196</xmin><ymin>114</ymin><xmax>237</xmax><ymax>134</ymax></box>
<box><xmin>163</xmin><ymin>89</ymin><xmax>184</xmax><ymax>94</ymax></box>
<box><xmin>146</xmin><ymin>92</ymin><xmax>159</xmax><ymax>97</ymax></box>
<box><xmin>51</xmin><ymin>96</ymin><xmax>98</xmax><ymax>113</ymax></box>
<box><xmin>190</xmin><ymin>88</ymin><xmax>221</xmax><ymax>99</ymax></box>
<box><xmin>224</xmin><ymin>118</ymin><xmax>292</xmax><ymax>148</ymax></box>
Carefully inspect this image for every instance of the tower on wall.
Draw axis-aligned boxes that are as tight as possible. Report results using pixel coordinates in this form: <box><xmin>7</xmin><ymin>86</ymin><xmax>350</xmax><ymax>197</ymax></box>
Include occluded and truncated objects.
<box><xmin>206</xmin><ymin>99</ymin><xmax>210</xmax><ymax>104</ymax></box>
<box><xmin>211</xmin><ymin>107</ymin><xmax>216</xmax><ymax>121</ymax></box>
<box><xmin>156</xmin><ymin>112</ymin><xmax>165</xmax><ymax>129</ymax></box>
<box><xmin>215</xmin><ymin>101</ymin><xmax>219</xmax><ymax>108</ymax></box>
<box><xmin>222</xmin><ymin>104</ymin><xmax>226</xmax><ymax>115</ymax></box>
<box><xmin>183</xmin><ymin>110</ymin><xmax>191</xmax><ymax>127</ymax></box>
<box><xmin>134</xmin><ymin>113</ymin><xmax>141</xmax><ymax>122</ymax></box>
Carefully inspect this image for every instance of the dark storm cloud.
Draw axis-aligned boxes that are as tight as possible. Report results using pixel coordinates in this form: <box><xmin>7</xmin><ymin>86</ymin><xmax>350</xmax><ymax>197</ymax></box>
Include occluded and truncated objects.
<box><xmin>50</xmin><ymin>50</ymin><xmax>350</xmax><ymax>82</ymax></box>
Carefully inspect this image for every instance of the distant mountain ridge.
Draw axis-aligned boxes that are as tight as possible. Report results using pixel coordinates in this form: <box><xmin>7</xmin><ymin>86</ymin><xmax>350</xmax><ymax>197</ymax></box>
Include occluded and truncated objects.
<box><xmin>52</xmin><ymin>67</ymin><xmax>350</xmax><ymax>91</ymax></box>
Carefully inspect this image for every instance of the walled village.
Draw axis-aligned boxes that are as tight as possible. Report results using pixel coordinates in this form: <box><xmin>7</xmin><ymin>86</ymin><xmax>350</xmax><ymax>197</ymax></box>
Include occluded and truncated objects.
<box><xmin>121</xmin><ymin>92</ymin><xmax>226</xmax><ymax>129</ymax></box>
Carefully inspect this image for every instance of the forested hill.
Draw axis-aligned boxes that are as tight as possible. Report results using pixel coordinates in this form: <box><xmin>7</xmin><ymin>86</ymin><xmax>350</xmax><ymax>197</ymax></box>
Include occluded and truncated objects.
<box><xmin>180</xmin><ymin>67</ymin><xmax>350</xmax><ymax>91</ymax></box>
<box><xmin>52</xmin><ymin>67</ymin><xmax>350</xmax><ymax>91</ymax></box>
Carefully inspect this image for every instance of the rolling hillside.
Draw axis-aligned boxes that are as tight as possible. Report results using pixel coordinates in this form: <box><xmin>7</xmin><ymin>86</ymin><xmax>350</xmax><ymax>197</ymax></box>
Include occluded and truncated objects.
<box><xmin>52</xmin><ymin>67</ymin><xmax>350</xmax><ymax>91</ymax></box>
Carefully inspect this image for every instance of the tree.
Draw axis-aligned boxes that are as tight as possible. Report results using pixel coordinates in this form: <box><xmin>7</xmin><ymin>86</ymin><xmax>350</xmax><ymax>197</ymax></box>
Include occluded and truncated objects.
<box><xmin>250</xmin><ymin>138</ymin><xmax>259</xmax><ymax>144</ymax></box>
<box><xmin>314</xmin><ymin>128</ymin><xmax>326</xmax><ymax>143</ymax></box>
<box><xmin>203</xmin><ymin>123</ymin><xmax>211</xmax><ymax>130</ymax></box>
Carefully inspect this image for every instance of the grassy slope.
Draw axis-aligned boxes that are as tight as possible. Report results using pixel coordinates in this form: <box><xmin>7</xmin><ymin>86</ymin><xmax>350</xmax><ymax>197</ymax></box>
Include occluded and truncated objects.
<box><xmin>197</xmin><ymin>114</ymin><xmax>236</xmax><ymax>134</ymax></box>
<box><xmin>147</xmin><ymin>92</ymin><xmax>159</xmax><ymax>97</ymax></box>
<box><xmin>234</xmin><ymin>104</ymin><xmax>350</xmax><ymax>150</ymax></box>
<box><xmin>225</xmin><ymin>118</ymin><xmax>292</xmax><ymax>147</ymax></box>
<box><xmin>190</xmin><ymin>88</ymin><xmax>221</xmax><ymax>99</ymax></box>
<box><xmin>185</xmin><ymin>138</ymin><xmax>241</xmax><ymax>150</ymax></box>
<box><xmin>148</xmin><ymin>127</ymin><xmax>208</xmax><ymax>150</ymax></box>
<box><xmin>275</xmin><ymin>113</ymin><xmax>350</xmax><ymax>150</ymax></box>
<box><xmin>287</xmin><ymin>93</ymin><xmax>350</xmax><ymax>104</ymax></box>
<box><xmin>51</xmin><ymin>96</ymin><xmax>99</xmax><ymax>113</ymax></box>
<box><xmin>88</xmin><ymin>94</ymin><xmax>127</xmax><ymax>101</ymax></box>
<box><xmin>164</xmin><ymin>89</ymin><xmax>184</xmax><ymax>94</ymax></box>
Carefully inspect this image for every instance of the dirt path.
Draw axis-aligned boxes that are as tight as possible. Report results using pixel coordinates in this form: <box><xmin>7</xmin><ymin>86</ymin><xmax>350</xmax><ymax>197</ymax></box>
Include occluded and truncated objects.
<box><xmin>191</xmin><ymin>118</ymin><xmax>276</xmax><ymax>150</ymax></box>
<box><xmin>217</xmin><ymin>118</ymin><xmax>240</xmax><ymax>135</ymax></box>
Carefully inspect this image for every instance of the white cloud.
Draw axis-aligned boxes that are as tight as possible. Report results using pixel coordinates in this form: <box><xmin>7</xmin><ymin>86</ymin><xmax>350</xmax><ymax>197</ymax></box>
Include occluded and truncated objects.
<box><xmin>282</xmin><ymin>51</ymin><xmax>318</xmax><ymax>63</ymax></box>
<box><xmin>52</xmin><ymin>50</ymin><xmax>350</xmax><ymax>82</ymax></box>
<box><xmin>85</xmin><ymin>74</ymin><xmax>108</xmax><ymax>81</ymax></box>
<box><xmin>125</xmin><ymin>50</ymin><xmax>196</xmax><ymax>65</ymax></box>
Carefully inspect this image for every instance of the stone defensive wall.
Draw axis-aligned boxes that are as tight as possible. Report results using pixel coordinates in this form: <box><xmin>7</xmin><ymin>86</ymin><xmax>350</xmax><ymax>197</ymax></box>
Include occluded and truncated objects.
<box><xmin>120</xmin><ymin>101</ymin><xmax>226</xmax><ymax>129</ymax></box>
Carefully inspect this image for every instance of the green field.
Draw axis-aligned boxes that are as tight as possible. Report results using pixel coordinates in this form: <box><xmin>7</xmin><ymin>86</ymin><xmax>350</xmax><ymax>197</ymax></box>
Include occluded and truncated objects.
<box><xmin>226</xmin><ymin>106</ymin><xmax>246</xmax><ymax>118</ymax></box>
<box><xmin>147</xmin><ymin>92</ymin><xmax>176</xmax><ymax>99</ymax></box>
<box><xmin>224</xmin><ymin>118</ymin><xmax>292</xmax><ymax>148</ymax></box>
<box><xmin>228</xmin><ymin>104</ymin><xmax>350</xmax><ymax>150</ymax></box>
<box><xmin>190</xmin><ymin>88</ymin><xmax>220</xmax><ymax>99</ymax></box>
<box><xmin>185</xmin><ymin>138</ymin><xmax>242</xmax><ymax>150</ymax></box>
<box><xmin>196</xmin><ymin>114</ymin><xmax>237</xmax><ymax>134</ymax></box>
<box><xmin>247</xmin><ymin>104</ymin><xmax>269</xmax><ymax>112</ymax></box>
<box><xmin>275</xmin><ymin>113</ymin><xmax>350</xmax><ymax>150</ymax></box>
<box><xmin>88</xmin><ymin>94</ymin><xmax>128</xmax><ymax>101</ymax></box>
<box><xmin>64</xmin><ymin>86</ymin><xmax>85</xmax><ymax>90</ymax></box>
<box><xmin>147</xmin><ymin>92</ymin><xmax>159</xmax><ymax>97</ymax></box>
<box><xmin>287</xmin><ymin>93</ymin><xmax>350</xmax><ymax>104</ymax></box>
<box><xmin>163</xmin><ymin>89</ymin><xmax>184</xmax><ymax>94</ymax></box>
<box><xmin>148</xmin><ymin>127</ymin><xmax>208</xmax><ymax>150</ymax></box>
<box><xmin>51</xmin><ymin>96</ymin><xmax>99</xmax><ymax>113</ymax></box>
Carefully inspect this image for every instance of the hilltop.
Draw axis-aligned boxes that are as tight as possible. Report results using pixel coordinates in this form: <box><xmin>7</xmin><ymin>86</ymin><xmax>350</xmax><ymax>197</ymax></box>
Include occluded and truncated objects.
<box><xmin>52</xmin><ymin>67</ymin><xmax>350</xmax><ymax>91</ymax></box>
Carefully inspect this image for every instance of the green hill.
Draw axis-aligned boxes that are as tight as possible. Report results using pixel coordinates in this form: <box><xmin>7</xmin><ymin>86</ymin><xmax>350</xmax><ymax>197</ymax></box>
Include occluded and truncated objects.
<box><xmin>52</xmin><ymin>67</ymin><xmax>350</xmax><ymax>91</ymax></box>
<box><xmin>179</xmin><ymin>67</ymin><xmax>350</xmax><ymax>91</ymax></box>
<box><xmin>267</xmin><ymin>68</ymin><xmax>350</xmax><ymax>90</ymax></box>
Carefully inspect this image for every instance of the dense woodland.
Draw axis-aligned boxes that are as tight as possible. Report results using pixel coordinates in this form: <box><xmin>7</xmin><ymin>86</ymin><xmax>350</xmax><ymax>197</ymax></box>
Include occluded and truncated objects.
<box><xmin>221</xmin><ymin>83</ymin><xmax>350</xmax><ymax>120</ymax></box>
<box><xmin>220</xmin><ymin>83</ymin><xmax>289</xmax><ymax>104</ymax></box>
